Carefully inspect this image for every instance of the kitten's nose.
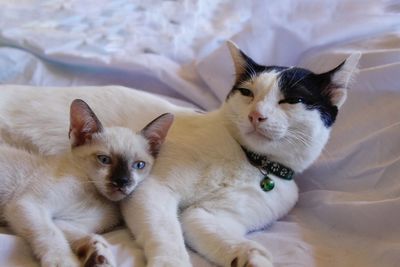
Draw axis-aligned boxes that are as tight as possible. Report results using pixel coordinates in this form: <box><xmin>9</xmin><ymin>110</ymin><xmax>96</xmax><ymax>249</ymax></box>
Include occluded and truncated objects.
<box><xmin>112</xmin><ymin>176</ymin><xmax>131</xmax><ymax>188</ymax></box>
<box><xmin>248</xmin><ymin>111</ymin><xmax>267</xmax><ymax>126</ymax></box>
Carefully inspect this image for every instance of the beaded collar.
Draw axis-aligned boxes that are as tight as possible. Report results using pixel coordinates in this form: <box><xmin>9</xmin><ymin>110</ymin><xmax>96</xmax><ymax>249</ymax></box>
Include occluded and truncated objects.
<box><xmin>241</xmin><ymin>146</ymin><xmax>295</xmax><ymax>192</ymax></box>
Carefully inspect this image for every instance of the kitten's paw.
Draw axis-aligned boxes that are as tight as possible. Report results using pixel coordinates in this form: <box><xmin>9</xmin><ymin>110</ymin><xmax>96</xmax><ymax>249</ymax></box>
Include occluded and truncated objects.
<box><xmin>76</xmin><ymin>235</ymin><xmax>115</xmax><ymax>267</ymax></box>
<box><xmin>41</xmin><ymin>253</ymin><xmax>80</xmax><ymax>267</ymax></box>
<box><xmin>231</xmin><ymin>243</ymin><xmax>273</xmax><ymax>267</ymax></box>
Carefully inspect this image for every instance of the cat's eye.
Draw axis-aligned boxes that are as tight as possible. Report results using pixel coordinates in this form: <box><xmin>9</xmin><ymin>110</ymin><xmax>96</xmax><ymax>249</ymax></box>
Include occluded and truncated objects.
<box><xmin>279</xmin><ymin>97</ymin><xmax>304</xmax><ymax>105</ymax></box>
<box><xmin>97</xmin><ymin>155</ymin><xmax>112</xmax><ymax>165</ymax></box>
<box><xmin>132</xmin><ymin>161</ymin><xmax>146</xmax><ymax>170</ymax></box>
<box><xmin>237</xmin><ymin>88</ymin><xmax>254</xmax><ymax>97</ymax></box>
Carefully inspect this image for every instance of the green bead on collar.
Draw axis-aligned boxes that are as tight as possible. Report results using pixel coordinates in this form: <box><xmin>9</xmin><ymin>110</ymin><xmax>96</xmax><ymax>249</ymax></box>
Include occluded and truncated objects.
<box><xmin>260</xmin><ymin>176</ymin><xmax>275</xmax><ymax>192</ymax></box>
<box><xmin>241</xmin><ymin>146</ymin><xmax>295</xmax><ymax>192</ymax></box>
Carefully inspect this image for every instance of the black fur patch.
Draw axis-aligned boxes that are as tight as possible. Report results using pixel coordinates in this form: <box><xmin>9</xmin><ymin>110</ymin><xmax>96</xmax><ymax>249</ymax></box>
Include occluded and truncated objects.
<box><xmin>226</xmin><ymin>59</ymin><xmax>286</xmax><ymax>100</ymax></box>
<box><xmin>278</xmin><ymin>67</ymin><xmax>338</xmax><ymax>127</ymax></box>
<box><xmin>227</xmin><ymin>63</ymin><xmax>340</xmax><ymax>127</ymax></box>
<box><xmin>226</xmin><ymin>47</ymin><xmax>343</xmax><ymax>127</ymax></box>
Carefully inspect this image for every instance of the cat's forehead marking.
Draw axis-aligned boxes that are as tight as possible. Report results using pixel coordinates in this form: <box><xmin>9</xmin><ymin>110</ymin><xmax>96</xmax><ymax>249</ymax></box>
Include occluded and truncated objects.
<box><xmin>278</xmin><ymin>67</ymin><xmax>323</xmax><ymax>99</ymax></box>
<box><xmin>255</xmin><ymin>71</ymin><xmax>278</xmax><ymax>87</ymax></box>
<box><xmin>252</xmin><ymin>71</ymin><xmax>281</xmax><ymax>100</ymax></box>
<box><xmin>278</xmin><ymin>67</ymin><xmax>313</xmax><ymax>87</ymax></box>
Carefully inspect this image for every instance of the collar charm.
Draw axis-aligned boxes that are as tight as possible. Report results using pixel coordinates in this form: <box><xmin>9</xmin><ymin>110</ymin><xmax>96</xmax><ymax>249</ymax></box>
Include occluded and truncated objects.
<box><xmin>241</xmin><ymin>146</ymin><xmax>295</xmax><ymax>192</ymax></box>
<box><xmin>260</xmin><ymin>176</ymin><xmax>275</xmax><ymax>191</ymax></box>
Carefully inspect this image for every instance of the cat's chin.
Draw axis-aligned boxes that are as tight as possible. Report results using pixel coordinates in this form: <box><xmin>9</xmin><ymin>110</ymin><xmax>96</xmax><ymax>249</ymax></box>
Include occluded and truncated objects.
<box><xmin>238</xmin><ymin>131</ymin><xmax>274</xmax><ymax>153</ymax></box>
<box><xmin>245</xmin><ymin>129</ymin><xmax>275</xmax><ymax>143</ymax></box>
<box><xmin>105</xmin><ymin>188</ymin><xmax>130</xmax><ymax>202</ymax></box>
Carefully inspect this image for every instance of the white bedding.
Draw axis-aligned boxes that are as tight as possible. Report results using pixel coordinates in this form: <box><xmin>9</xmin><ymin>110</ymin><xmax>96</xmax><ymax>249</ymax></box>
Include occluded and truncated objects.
<box><xmin>1</xmin><ymin>0</ymin><xmax>400</xmax><ymax>266</ymax></box>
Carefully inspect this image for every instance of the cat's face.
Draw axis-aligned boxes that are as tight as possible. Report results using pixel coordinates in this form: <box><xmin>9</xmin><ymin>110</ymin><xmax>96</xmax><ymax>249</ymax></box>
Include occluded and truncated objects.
<box><xmin>72</xmin><ymin>128</ymin><xmax>155</xmax><ymax>201</ymax></box>
<box><xmin>223</xmin><ymin>42</ymin><xmax>359</xmax><ymax>171</ymax></box>
<box><xmin>69</xmin><ymin>99</ymin><xmax>173</xmax><ymax>201</ymax></box>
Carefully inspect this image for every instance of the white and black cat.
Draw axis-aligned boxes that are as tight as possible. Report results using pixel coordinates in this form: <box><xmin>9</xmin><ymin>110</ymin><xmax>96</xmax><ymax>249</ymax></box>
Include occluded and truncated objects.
<box><xmin>0</xmin><ymin>99</ymin><xmax>173</xmax><ymax>267</ymax></box>
<box><xmin>0</xmin><ymin>42</ymin><xmax>359</xmax><ymax>267</ymax></box>
<box><xmin>120</xmin><ymin>42</ymin><xmax>359</xmax><ymax>267</ymax></box>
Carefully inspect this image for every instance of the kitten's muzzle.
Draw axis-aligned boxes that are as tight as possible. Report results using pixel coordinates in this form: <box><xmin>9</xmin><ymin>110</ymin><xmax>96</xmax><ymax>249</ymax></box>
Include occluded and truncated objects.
<box><xmin>110</xmin><ymin>176</ymin><xmax>133</xmax><ymax>189</ymax></box>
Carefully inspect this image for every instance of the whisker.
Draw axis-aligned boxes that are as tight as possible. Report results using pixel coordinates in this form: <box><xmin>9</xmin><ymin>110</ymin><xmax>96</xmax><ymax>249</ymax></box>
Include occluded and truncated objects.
<box><xmin>287</xmin><ymin>68</ymin><xmax>298</xmax><ymax>88</ymax></box>
<box><xmin>289</xmin><ymin>72</ymin><xmax>308</xmax><ymax>89</ymax></box>
<box><xmin>284</xmin><ymin>128</ymin><xmax>313</xmax><ymax>147</ymax></box>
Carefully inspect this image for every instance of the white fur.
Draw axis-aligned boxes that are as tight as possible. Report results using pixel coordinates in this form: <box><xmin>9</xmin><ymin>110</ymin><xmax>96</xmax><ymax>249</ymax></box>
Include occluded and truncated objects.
<box><xmin>0</xmin><ymin>50</ymin><xmax>358</xmax><ymax>266</ymax></box>
<box><xmin>225</xmin><ymin>70</ymin><xmax>331</xmax><ymax>173</ymax></box>
<box><xmin>121</xmin><ymin>91</ymin><xmax>321</xmax><ymax>266</ymax></box>
<box><xmin>0</xmin><ymin>85</ymin><xmax>188</xmax><ymax>155</ymax></box>
<box><xmin>0</xmin><ymin>107</ymin><xmax>159</xmax><ymax>267</ymax></box>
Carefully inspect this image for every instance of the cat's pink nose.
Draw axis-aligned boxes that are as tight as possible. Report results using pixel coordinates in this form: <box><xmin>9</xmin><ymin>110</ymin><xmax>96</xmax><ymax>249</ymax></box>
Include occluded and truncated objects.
<box><xmin>248</xmin><ymin>111</ymin><xmax>267</xmax><ymax>126</ymax></box>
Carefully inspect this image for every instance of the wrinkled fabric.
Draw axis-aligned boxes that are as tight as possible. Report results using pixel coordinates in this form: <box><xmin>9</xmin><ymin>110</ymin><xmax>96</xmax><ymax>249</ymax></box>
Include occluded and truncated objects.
<box><xmin>1</xmin><ymin>0</ymin><xmax>400</xmax><ymax>266</ymax></box>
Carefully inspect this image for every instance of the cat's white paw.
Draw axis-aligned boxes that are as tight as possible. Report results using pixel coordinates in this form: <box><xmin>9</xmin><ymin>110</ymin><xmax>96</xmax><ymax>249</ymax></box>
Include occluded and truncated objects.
<box><xmin>231</xmin><ymin>243</ymin><xmax>273</xmax><ymax>267</ymax></box>
<box><xmin>76</xmin><ymin>235</ymin><xmax>115</xmax><ymax>267</ymax></box>
<box><xmin>41</xmin><ymin>253</ymin><xmax>80</xmax><ymax>267</ymax></box>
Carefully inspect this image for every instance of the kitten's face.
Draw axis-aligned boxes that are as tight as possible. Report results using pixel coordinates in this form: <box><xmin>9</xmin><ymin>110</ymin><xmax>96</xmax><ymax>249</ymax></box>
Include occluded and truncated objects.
<box><xmin>224</xmin><ymin>42</ymin><xmax>359</xmax><ymax>171</ymax></box>
<box><xmin>68</xmin><ymin>99</ymin><xmax>174</xmax><ymax>202</ymax></box>
<box><xmin>73</xmin><ymin>127</ymin><xmax>154</xmax><ymax>201</ymax></box>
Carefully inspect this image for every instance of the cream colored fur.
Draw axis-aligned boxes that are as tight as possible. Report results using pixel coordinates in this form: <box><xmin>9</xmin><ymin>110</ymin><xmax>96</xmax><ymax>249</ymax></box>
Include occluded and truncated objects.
<box><xmin>0</xmin><ymin>143</ymin><xmax>121</xmax><ymax>267</ymax></box>
<box><xmin>0</xmin><ymin>44</ymin><xmax>359</xmax><ymax>267</ymax></box>
<box><xmin>0</xmin><ymin>99</ymin><xmax>172</xmax><ymax>267</ymax></box>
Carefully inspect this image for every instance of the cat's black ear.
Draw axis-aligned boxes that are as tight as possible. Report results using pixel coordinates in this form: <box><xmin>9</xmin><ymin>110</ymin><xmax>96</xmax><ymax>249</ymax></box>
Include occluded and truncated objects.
<box><xmin>141</xmin><ymin>113</ymin><xmax>174</xmax><ymax>157</ymax></box>
<box><xmin>69</xmin><ymin>99</ymin><xmax>103</xmax><ymax>148</ymax></box>
<box><xmin>227</xmin><ymin>41</ymin><xmax>261</xmax><ymax>83</ymax></box>
<box><xmin>318</xmin><ymin>53</ymin><xmax>361</xmax><ymax>108</ymax></box>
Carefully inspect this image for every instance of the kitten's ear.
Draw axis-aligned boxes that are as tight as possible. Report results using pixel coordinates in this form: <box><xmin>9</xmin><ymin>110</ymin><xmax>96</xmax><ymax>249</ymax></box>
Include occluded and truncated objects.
<box><xmin>320</xmin><ymin>53</ymin><xmax>361</xmax><ymax>108</ymax></box>
<box><xmin>141</xmin><ymin>113</ymin><xmax>174</xmax><ymax>157</ymax></box>
<box><xmin>69</xmin><ymin>99</ymin><xmax>103</xmax><ymax>148</ymax></box>
<box><xmin>227</xmin><ymin>40</ymin><xmax>259</xmax><ymax>83</ymax></box>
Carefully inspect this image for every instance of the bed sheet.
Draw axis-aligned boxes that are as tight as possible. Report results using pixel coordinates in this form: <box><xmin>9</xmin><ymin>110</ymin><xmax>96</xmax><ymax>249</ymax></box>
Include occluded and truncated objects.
<box><xmin>1</xmin><ymin>0</ymin><xmax>400</xmax><ymax>267</ymax></box>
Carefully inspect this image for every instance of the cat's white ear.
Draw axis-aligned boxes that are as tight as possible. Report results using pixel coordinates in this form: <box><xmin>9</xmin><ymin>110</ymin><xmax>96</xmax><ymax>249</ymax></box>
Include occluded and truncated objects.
<box><xmin>69</xmin><ymin>99</ymin><xmax>103</xmax><ymax>148</ymax></box>
<box><xmin>324</xmin><ymin>52</ymin><xmax>361</xmax><ymax>108</ymax></box>
<box><xmin>141</xmin><ymin>113</ymin><xmax>174</xmax><ymax>157</ymax></box>
<box><xmin>227</xmin><ymin>40</ymin><xmax>258</xmax><ymax>83</ymax></box>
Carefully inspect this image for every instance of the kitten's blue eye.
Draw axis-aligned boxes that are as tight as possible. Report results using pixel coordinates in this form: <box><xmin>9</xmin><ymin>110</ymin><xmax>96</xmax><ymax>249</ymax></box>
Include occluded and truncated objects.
<box><xmin>97</xmin><ymin>155</ymin><xmax>112</xmax><ymax>165</ymax></box>
<box><xmin>237</xmin><ymin>88</ymin><xmax>254</xmax><ymax>97</ymax></box>
<box><xmin>132</xmin><ymin>161</ymin><xmax>146</xmax><ymax>170</ymax></box>
<box><xmin>279</xmin><ymin>97</ymin><xmax>304</xmax><ymax>105</ymax></box>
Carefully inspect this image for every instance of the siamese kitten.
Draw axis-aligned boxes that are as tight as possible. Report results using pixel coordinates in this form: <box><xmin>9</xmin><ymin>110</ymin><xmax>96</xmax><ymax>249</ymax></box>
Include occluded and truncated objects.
<box><xmin>0</xmin><ymin>99</ymin><xmax>173</xmax><ymax>267</ymax></box>
<box><xmin>0</xmin><ymin>42</ymin><xmax>360</xmax><ymax>267</ymax></box>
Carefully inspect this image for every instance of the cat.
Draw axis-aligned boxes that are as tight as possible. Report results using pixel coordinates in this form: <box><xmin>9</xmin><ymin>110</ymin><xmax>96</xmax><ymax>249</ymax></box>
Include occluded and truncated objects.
<box><xmin>120</xmin><ymin>43</ymin><xmax>359</xmax><ymax>267</ymax></box>
<box><xmin>0</xmin><ymin>41</ymin><xmax>360</xmax><ymax>267</ymax></box>
<box><xmin>0</xmin><ymin>99</ymin><xmax>174</xmax><ymax>267</ymax></box>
